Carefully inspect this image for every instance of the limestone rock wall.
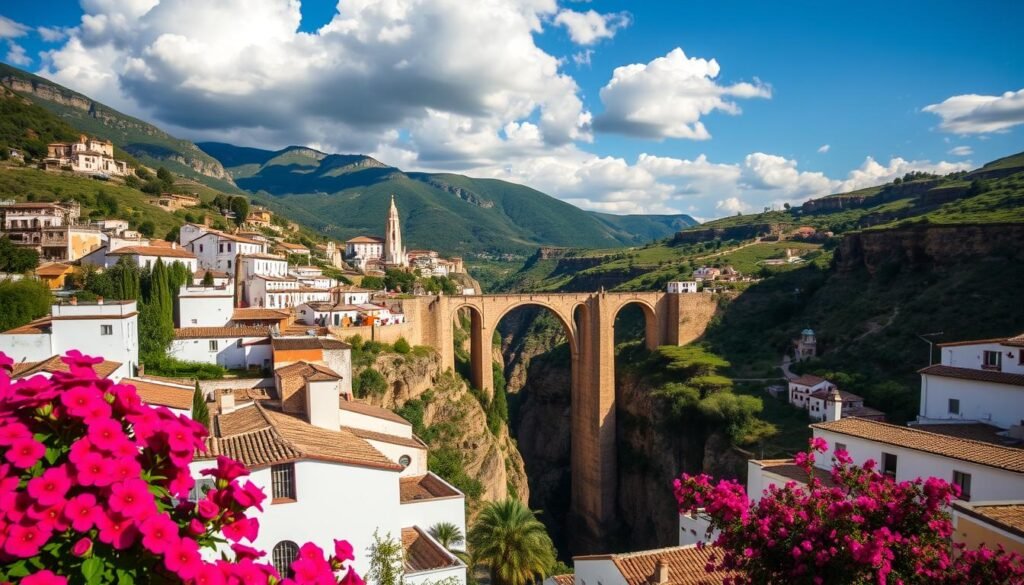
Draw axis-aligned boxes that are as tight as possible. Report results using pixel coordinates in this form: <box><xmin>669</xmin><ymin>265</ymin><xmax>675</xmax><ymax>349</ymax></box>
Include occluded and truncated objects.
<box><xmin>836</xmin><ymin>223</ymin><xmax>1024</xmax><ymax>274</ymax></box>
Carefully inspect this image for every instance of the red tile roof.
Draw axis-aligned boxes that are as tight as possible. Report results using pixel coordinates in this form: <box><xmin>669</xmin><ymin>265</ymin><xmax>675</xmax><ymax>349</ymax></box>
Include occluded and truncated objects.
<box><xmin>346</xmin><ymin>236</ymin><xmax>384</xmax><ymax>243</ymax></box>
<box><xmin>812</xmin><ymin>418</ymin><xmax>1024</xmax><ymax>473</ymax></box>
<box><xmin>231</xmin><ymin>308</ymin><xmax>290</xmax><ymax>321</ymax></box>
<box><xmin>790</xmin><ymin>374</ymin><xmax>828</xmax><ymax>387</ymax></box>
<box><xmin>12</xmin><ymin>355</ymin><xmax>121</xmax><ymax>379</ymax></box>
<box><xmin>576</xmin><ymin>545</ymin><xmax>731</xmax><ymax>585</ymax></box>
<box><xmin>173</xmin><ymin>326</ymin><xmax>270</xmax><ymax>339</ymax></box>
<box><xmin>124</xmin><ymin>378</ymin><xmax>193</xmax><ymax>410</ymax></box>
<box><xmin>399</xmin><ymin>474</ymin><xmax>460</xmax><ymax>502</ymax></box>
<box><xmin>919</xmin><ymin>364</ymin><xmax>1024</xmax><ymax>387</ymax></box>
<box><xmin>108</xmin><ymin>246</ymin><xmax>196</xmax><ymax>259</ymax></box>
<box><xmin>339</xmin><ymin>399</ymin><xmax>411</xmax><ymax>426</ymax></box>
<box><xmin>350</xmin><ymin>427</ymin><xmax>424</xmax><ymax>449</ymax></box>
<box><xmin>402</xmin><ymin>527</ymin><xmax>460</xmax><ymax>573</ymax></box>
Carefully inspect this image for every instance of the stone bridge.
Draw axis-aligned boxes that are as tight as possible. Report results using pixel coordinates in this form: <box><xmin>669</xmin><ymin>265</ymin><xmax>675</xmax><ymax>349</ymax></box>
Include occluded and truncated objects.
<box><xmin>402</xmin><ymin>291</ymin><xmax>718</xmax><ymax>551</ymax></box>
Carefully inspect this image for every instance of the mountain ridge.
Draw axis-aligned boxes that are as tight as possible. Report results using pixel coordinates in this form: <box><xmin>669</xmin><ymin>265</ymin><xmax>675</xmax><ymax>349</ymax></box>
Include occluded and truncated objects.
<box><xmin>197</xmin><ymin>141</ymin><xmax>698</xmax><ymax>253</ymax></box>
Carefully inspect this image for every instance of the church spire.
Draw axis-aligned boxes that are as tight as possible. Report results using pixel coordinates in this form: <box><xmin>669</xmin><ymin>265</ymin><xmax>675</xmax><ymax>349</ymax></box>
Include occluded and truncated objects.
<box><xmin>384</xmin><ymin>194</ymin><xmax>406</xmax><ymax>267</ymax></box>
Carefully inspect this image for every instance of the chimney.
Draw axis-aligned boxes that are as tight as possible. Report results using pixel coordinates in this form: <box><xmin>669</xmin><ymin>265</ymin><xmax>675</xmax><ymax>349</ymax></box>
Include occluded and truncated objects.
<box><xmin>172</xmin><ymin>242</ymin><xmax>177</xmax><ymax>249</ymax></box>
<box><xmin>218</xmin><ymin>388</ymin><xmax>236</xmax><ymax>414</ymax></box>
<box><xmin>69</xmin><ymin>295</ymin><xmax>77</xmax><ymax>306</ymax></box>
<box><xmin>97</xmin><ymin>296</ymin><xmax>104</xmax><ymax>305</ymax></box>
<box><xmin>826</xmin><ymin>386</ymin><xmax>843</xmax><ymax>422</ymax></box>
<box><xmin>305</xmin><ymin>378</ymin><xmax>342</xmax><ymax>430</ymax></box>
<box><xmin>653</xmin><ymin>558</ymin><xmax>669</xmax><ymax>585</ymax></box>
<box><xmin>137</xmin><ymin>362</ymin><xmax>145</xmax><ymax>376</ymax></box>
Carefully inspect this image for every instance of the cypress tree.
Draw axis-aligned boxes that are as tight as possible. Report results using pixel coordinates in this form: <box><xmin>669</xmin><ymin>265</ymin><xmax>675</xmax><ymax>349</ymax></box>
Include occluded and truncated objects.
<box><xmin>149</xmin><ymin>258</ymin><xmax>174</xmax><ymax>332</ymax></box>
<box><xmin>191</xmin><ymin>382</ymin><xmax>210</xmax><ymax>428</ymax></box>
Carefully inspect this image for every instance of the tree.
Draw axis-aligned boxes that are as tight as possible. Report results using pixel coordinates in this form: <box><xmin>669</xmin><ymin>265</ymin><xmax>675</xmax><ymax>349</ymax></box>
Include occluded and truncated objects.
<box><xmin>192</xmin><ymin>381</ymin><xmax>210</xmax><ymax>428</ymax></box>
<box><xmin>202</xmin><ymin>270</ymin><xmax>215</xmax><ymax>286</ymax></box>
<box><xmin>138</xmin><ymin>220</ymin><xmax>156</xmax><ymax>237</ymax></box>
<box><xmin>360</xmin><ymin>276</ymin><xmax>385</xmax><ymax>290</ymax></box>
<box><xmin>0</xmin><ymin>278</ymin><xmax>51</xmax><ymax>331</ymax></box>
<box><xmin>430</xmin><ymin>522</ymin><xmax>470</xmax><ymax>565</ymax></box>
<box><xmin>468</xmin><ymin>499</ymin><xmax>555</xmax><ymax>585</ymax></box>
<box><xmin>95</xmin><ymin>189</ymin><xmax>119</xmax><ymax>215</ymax></box>
<box><xmin>674</xmin><ymin>438</ymin><xmax>1024</xmax><ymax>584</ymax></box>
<box><xmin>156</xmin><ymin>166</ymin><xmax>174</xmax><ymax>189</ymax></box>
<box><xmin>354</xmin><ymin>369</ymin><xmax>387</xmax><ymax>398</ymax></box>
<box><xmin>383</xmin><ymin>269</ymin><xmax>415</xmax><ymax>293</ymax></box>
<box><xmin>107</xmin><ymin>256</ymin><xmax>141</xmax><ymax>300</ymax></box>
<box><xmin>365</xmin><ymin>530</ymin><xmax>403</xmax><ymax>585</ymax></box>
<box><xmin>230</xmin><ymin>196</ymin><xmax>250</xmax><ymax>226</ymax></box>
<box><xmin>0</xmin><ymin>236</ymin><xmax>39</xmax><ymax>273</ymax></box>
<box><xmin>968</xmin><ymin>178</ymin><xmax>991</xmax><ymax>196</ymax></box>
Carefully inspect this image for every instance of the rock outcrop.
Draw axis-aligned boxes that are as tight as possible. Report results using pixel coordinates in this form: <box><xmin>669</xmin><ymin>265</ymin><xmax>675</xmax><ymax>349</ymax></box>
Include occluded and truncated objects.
<box><xmin>835</xmin><ymin>223</ymin><xmax>1024</xmax><ymax>274</ymax></box>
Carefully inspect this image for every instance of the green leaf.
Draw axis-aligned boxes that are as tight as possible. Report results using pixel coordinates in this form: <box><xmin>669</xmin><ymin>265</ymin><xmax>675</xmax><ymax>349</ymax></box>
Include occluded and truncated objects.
<box><xmin>82</xmin><ymin>556</ymin><xmax>104</xmax><ymax>584</ymax></box>
<box><xmin>116</xmin><ymin>568</ymin><xmax>136</xmax><ymax>585</ymax></box>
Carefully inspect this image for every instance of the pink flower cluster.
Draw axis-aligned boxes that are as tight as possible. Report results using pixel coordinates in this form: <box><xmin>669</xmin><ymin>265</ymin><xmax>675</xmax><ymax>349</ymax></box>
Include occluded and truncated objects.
<box><xmin>674</xmin><ymin>437</ymin><xmax>1024</xmax><ymax>585</ymax></box>
<box><xmin>0</xmin><ymin>351</ymin><xmax>362</xmax><ymax>585</ymax></box>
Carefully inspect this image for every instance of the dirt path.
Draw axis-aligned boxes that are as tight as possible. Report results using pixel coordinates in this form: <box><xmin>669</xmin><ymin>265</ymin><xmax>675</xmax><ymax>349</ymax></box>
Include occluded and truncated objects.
<box><xmin>853</xmin><ymin>307</ymin><xmax>900</xmax><ymax>342</ymax></box>
<box><xmin>691</xmin><ymin>237</ymin><xmax>762</xmax><ymax>262</ymax></box>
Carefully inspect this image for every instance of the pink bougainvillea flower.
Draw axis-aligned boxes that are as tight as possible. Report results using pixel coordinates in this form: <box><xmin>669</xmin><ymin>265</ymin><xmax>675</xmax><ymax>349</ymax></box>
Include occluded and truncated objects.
<box><xmin>96</xmin><ymin>511</ymin><xmax>138</xmax><ymax>550</ymax></box>
<box><xmin>88</xmin><ymin>418</ymin><xmax>129</xmax><ymax>452</ymax></box>
<box><xmin>6</xmin><ymin>437</ymin><xmax>45</xmax><ymax>469</ymax></box>
<box><xmin>231</xmin><ymin>542</ymin><xmax>266</xmax><ymax>560</ymax></box>
<box><xmin>109</xmin><ymin>478</ymin><xmax>156</xmax><ymax>520</ymax></box>
<box><xmin>223</xmin><ymin>516</ymin><xmax>259</xmax><ymax>543</ymax></box>
<box><xmin>72</xmin><ymin>536</ymin><xmax>93</xmax><ymax>557</ymax></box>
<box><xmin>334</xmin><ymin>539</ymin><xmax>355</xmax><ymax>563</ymax></box>
<box><xmin>340</xmin><ymin>566</ymin><xmax>365</xmax><ymax>585</ymax></box>
<box><xmin>20</xmin><ymin>570</ymin><xmax>67</xmax><ymax>585</ymax></box>
<box><xmin>60</xmin><ymin>385</ymin><xmax>107</xmax><ymax>419</ymax></box>
<box><xmin>27</xmin><ymin>465</ymin><xmax>71</xmax><ymax>506</ymax></box>
<box><xmin>140</xmin><ymin>513</ymin><xmax>180</xmax><ymax>554</ymax></box>
<box><xmin>4</xmin><ymin>523</ymin><xmax>46</xmax><ymax>558</ymax></box>
<box><xmin>72</xmin><ymin>452</ymin><xmax>113</xmax><ymax>487</ymax></box>
<box><xmin>164</xmin><ymin>536</ymin><xmax>203</xmax><ymax>580</ymax></box>
<box><xmin>0</xmin><ymin>421</ymin><xmax>32</xmax><ymax>445</ymax></box>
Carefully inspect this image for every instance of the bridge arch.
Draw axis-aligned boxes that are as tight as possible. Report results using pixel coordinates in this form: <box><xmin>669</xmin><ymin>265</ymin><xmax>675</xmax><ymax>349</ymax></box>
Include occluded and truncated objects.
<box><xmin>611</xmin><ymin>298</ymin><xmax>659</xmax><ymax>351</ymax></box>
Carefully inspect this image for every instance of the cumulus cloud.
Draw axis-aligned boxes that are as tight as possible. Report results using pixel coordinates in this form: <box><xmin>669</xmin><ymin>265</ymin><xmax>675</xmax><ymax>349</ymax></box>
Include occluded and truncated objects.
<box><xmin>39</xmin><ymin>0</ymin><xmax>590</xmax><ymax>154</ymax></box>
<box><xmin>5</xmin><ymin>42</ymin><xmax>31</xmax><ymax>66</ymax></box>
<box><xmin>553</xmin><ymin>9</ymin><xmax>630</xmax><ymax>45</ymax></box>
<box><xmin>594</xmin><ymin>47</ymin><xmax>770</xmax><ymax>140</ymax></box>
<box><xmin>817</xmin><ymin>144</ymin><xmax>830</xmax><ymax>153</ymax></box>
<box><xmin>948</xmin><ymin>145</ymin><xmax>972</xmax><ymax>156</ymax></box>
<box><xmin>37</xmin><ymin>27</ymin><xmax>69</xmax><ymax>43</ymax></box>
<box><xmin>0</xmin><ymin>16</ymin><xmax>29</xmax><ymax>39</ymax></box>
<box><xmin>716</xmin><ymin>197</ymin><xmax>746</xmax><ymax>214</ymax></box>
<box><xmin>572</xmin><ymin>49</ymin><xmax>594</xmax><ymax>67</ymax></box>
<box><xmin>923</xmin><ymin>88</ymin><xmax>1024</xmax><ymax>134</ymax></box>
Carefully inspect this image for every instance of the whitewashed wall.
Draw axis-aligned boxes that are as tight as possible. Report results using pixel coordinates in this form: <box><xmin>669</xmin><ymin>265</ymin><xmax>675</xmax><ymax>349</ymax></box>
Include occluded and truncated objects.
<box><xmin>169</xmin><ymin>336</ymin><xmax>271</xmax><ymax>369</ymax></box>
<box><xmin>919</xmin><ymin>374</ymin><xmax>1024</xmax><ymax>429</ymax></box>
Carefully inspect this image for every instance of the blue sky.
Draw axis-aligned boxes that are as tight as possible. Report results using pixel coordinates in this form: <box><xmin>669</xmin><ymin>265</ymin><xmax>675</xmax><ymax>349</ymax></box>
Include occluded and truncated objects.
<box><xmin>2</xmin><ymin>0</ymin><xmax>1022</xmax><ymax>218</ymax></box>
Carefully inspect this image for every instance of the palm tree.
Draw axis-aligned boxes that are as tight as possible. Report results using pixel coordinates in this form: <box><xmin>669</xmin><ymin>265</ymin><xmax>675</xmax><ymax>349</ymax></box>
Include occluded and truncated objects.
<box><xmin>430</xmin><ymin>522</ymin><xmax>471</xmax><ymax>565</ymax></box>
<box><xmin>468</xmin><ymin>499</ymin><xmax>555</xmax><ymax>585</ymax></box>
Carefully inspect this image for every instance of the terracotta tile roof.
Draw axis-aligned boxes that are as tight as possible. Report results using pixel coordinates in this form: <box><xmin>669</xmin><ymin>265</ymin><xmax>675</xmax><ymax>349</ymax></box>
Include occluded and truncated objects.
<box><xmin>919</xmin><ymin>364</ymin><xmax>1024</xmax><ymax>387</ymax></box>
<box><xmin>12</xmin><ymin>355</ymin><xmax>121</xmax><ymax>379</ymax></box>
<box><xmin>1004</xmin><ymin>334</ymin><xmax>1024</xmax><ymax>348</ymax></box>
<box><xmin>231</xmin><ymin>308</ymin><xmax>290</xmax><ymax>321</ymax></box>
<box><xmin>108</xmin><ymin>245</ymin><xmax>196</xmax><ymax>259</ymax></box>
<box><xmin>272</xmin><ymin>337</ymin><xmax>350</xmax><ymax>351</ymax></box>
<box><xmin>752</xmin><ymin>460</ymin><xmax>838</xmax><ymax>489</ymax></box>
<box><xmin>790</xmin><ymin>374</ymin><xmax>828</xmax><ymax>387</ymax></box>
<box><xmin>134</xmin><ymin>372</ymin><xmax>195</xmax><ymax>386</ymax></box>
<box><xmin>809</xmin><ymin>388</ymin><xmax>863</xmax><ymax>402</ymax></box>
<box><xmin>350</xmin><ymin>427</ymin><xmax>424</xmax><ymax>449</ymax></box>
<box><xmin>595</xmin><ymin>545</ymin><xmax>731</xmax><ymax>585</ymax></box>
<box><xmin>812</xmin><ymin>418</ymin><xmax>1024</xmax><ymax>473</ymax></box>
<box><xmin>35</xmin><ymin>262</ymin><xmax>73</xmax><ymax>276</ymax></box>
<box><xmin>339</xmin><ymin>399</ymin><xmax>411</xmax><ymax>426</ymax></box>
<box><xmin>912</xmin><ymin>423</ymin><xmax>1024</xmax><ymax>447</ymax></box>
<box><xmin>194</xmin><ymin>269</ymin><xmax>230</xmax><ymax>279</ymax></box>
<box><xmin>346</xmin><ymin>236</ymin><xmax>384</xmax><ymax>243</ymax></box>
<box><xmin>173</xmin><ymin>326</ymin><xmax>270</xmax><ymax>339</ymax></box>
<box><xmin>275</xmin><ymin>361</ymin><xmax>342</xmax><ymax>382</ymax></box>
<box><xmin>277</xmin><ymin>242</ymin><xmax>309</xmax><ymax>250</ymax></box>
<box><xmin>549</xmin><ymin>575</ymin><xmax>573</xmax><ymax>585</ymax></box>
<box><xmin>203</xmin><ymin>403</ymin><xmax>401</xmax><ymax>470</ymax></box>
<box><xmin>953</xmin><ymin>501</ymin><xmax>1024</xmax><ymax>539</ymax></box>
<box><xmin>124</xmin><ymin>378</ymin><xmax>193</xmax><ymax>410</ymax></box>
<box><xmin>400</xmin><ymin>474</ymin><xmax>460</xmax><ymax>502</ymax></box>
<box><xmin>938</xmin><ymin>337</ymin><xmax>1015</xmax><ymax>348</ymax></box>
<box><xmin>842</xmin><ymin>406</ymin><xmax>886</xmax><ymax>419</ymax></box>
<box><xmin>402</xmin><ymin>527</ymin><xmax>459</xmax><ymax>574</ymax></box>
<box><xmin>3</xmin><ymin>316</ymin><xmax>52</xmax><ymax>334</ymax></box>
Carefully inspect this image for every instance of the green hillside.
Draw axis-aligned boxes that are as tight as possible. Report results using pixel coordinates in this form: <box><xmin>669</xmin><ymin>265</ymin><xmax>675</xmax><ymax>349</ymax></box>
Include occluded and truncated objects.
<box><xmin>0</xmin><ymin>63</ymin><xmax>239</xmax><ymax>194</ymax></box>
<box><xmin>199</xmin><ymin>142</ymin><xmax>697</xmax><ymax>254</ymax></box>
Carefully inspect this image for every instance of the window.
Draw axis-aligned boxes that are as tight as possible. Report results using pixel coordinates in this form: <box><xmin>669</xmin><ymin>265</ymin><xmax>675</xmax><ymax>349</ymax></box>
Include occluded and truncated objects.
<box><xmin>199</xmin><ymin>244</ymin><xmax>204</xmax><ymax>253</ymax></box>
<box><xmin>188</xmin><ymin>478</ymin><xmax>215</xmax><ymax>502</ymax></box>
<box><xmin>952</xmin><ymin>471</ymin><xmax>972</xmax><ymax>501</ymax></box>
<box><xmin>948</xmin><ymin>398</ymin><xmax>960</xmax><ymax>415</ymax></box>
<box><xmin>100</xmin><ymin>324</ymin><xmax>113</xmax><ymax>336</ymax></box>
<box><xmin>882</xmin><ymin>452</ymin><xmax>898</xmax><ymax>478</ymax></box>
<box><xmin>209</xmin><ymin>340</ymin><xmax>218</xmax><ymax>352</ymax></box>
<box><xmin>191</xmin><ymin>319</ymin><xmax>198</xmax><ymax>325</ymax></box>
<box><xmin>835</xmin><ymin>442</ymin><xmax>847</xmax><ymax>454</ymax></box>
<box><xmin>271</xmin><ymin>463</ymin><xmax>296</xmax><ymax>501</ymax></box>
<box><xmin>399</xmin><ymin>455</ymin><xmax>412</xmax><ymax>468</ymax></box>
<box><xmin>983</xmin><ymin>350</ymin><xmax>1002</xmax><ymax>371</ymax></box>
<box><xmin>272</xmin><ymin>541</ymin><xmax>299</xmax><ymax>577</ymax></box>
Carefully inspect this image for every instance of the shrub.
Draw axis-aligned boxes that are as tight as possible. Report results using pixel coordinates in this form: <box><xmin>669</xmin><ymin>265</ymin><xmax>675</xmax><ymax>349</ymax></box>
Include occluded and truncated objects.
<box><xmin>0</xmin><ymin>350</ymin><xmax>362</xmax><ymax>584</ymax></box>
<box><xmin>393</xmin><ymin>337</ymin><xmax>411</xmax><ymax>354</ymax></box>
<box><xmin>674</xmin><ymin>438</ymin><xmax>1024</xmax><ymax>584</ymax></box>
<box><xmin>355</xmin><ymin>369</ymin><xmax>387</xmax><ymax>398</ymax></box>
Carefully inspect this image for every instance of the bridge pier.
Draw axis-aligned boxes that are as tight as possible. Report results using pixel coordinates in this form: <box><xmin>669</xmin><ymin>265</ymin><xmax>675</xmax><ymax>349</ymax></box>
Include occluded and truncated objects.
<box><xmin>419</xmin><ymin>291</ymin><xmax>718</xmax><ymax>553</ymax></box>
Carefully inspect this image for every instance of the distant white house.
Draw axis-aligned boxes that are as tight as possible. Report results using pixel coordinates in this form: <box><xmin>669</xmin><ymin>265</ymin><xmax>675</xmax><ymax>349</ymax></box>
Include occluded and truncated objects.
<box><xmin>186</xmin><ymin>230</ymin><xmax>267</xmax><ymax>272</ymax></box>
<box><xmin>80</xmin><ymin>244</ymin><xmax>198</xmax><ymax>272</ymax></box>
<box><xmin>666</xmin><ymin>281</ymin><xmax>697</xmax><ymax>294</ymax></box>
<box><xmin>788</xmin><ymin>374</ymin><xmax>833</xmax><ymax>409</ymax></box>
<box><xmin>178</xmin><ymin>285</ymin><xmax>235</xmax><ymax>327</ymax></box>
<box><xmin>0</xmin><ymin>299</ymin><xmax>138</xmax><ymax>380</ymax></box>
<box><xmin>693</xmin><ymin>266</ymin><xmax>720</xmax><ymax>281</ymax></box>
<box><xmin>168</xmin><ymin>326</ymin><xmax>272</xmax><ymax>371</ymax></box>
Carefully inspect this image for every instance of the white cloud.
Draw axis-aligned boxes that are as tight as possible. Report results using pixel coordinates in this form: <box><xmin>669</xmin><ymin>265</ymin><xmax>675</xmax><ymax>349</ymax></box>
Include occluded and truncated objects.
<box><xmin>5</xmin><ymin>42</ymin><xmax>31</xmax><ymax>66</ymax></box>
<box><xmin>594</xmin><ymin>47</ymin><xmax>770</xmax><ymax>140</ymax></box>
<box><xmin>37</xmin><ymin>26</ymin><xmax>69</xmax><ymax>43</ymax></box>
<box><xmin>817</xmin><ymin>144</ymin><xmax>830</xmax><ymax>153</ymax></box>
<box><xmin>572</xmin><ymin>49</ymin><xmax>594</xmax><ymax>67</ymax></box>
<box><xmin>948</xmin><ymin>145</ymin><xmax>972</xmax><ymax>156</ymax></box>
<box><xmin>0</xmin><ymin>16</ymin><xmax>29</xmax><ymax>39</ymax></box>
<box><xmin>552</xmin><ymin>9</ymin><xmax>630</xmax><ymax>45</ymax></box>
<box><xmin>716</xmin><ymin>197</ymin><xmax>746</xmax><ymax>214</ymax></box>
<box><xmin>923</xmin><ymin>88</ymin><xmax>1024</xmax><ymax>134</ymax></box>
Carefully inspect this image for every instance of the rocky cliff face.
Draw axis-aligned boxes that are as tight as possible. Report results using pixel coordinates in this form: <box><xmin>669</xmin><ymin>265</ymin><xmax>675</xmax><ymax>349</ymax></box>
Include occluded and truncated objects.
<box><xmin>836</xmin><ymin>223</ymin><xmax>1024</xmax><ymax>274</ymax></box>
<box><xmin>361</xmin><ymin>350</ymin><xmax>529</xmax><ymax>510</ymax></box>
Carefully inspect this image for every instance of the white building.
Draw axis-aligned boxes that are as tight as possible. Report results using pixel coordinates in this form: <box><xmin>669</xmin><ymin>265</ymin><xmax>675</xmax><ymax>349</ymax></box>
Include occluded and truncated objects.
<box><xmin>81</xmin><ymin>244</ymin><xmax>199</xmax><ymax>272</ymax></box>
<box><xmin>178</xmin><ymin>285</ymin><xmax>235</xmax><ymax>327</ymax></box>
<box><xmin>919</xmin><ymin>333</ymin><xmax>1024</xmax><ymax>430</ymax></box>
<box><xmin>345</xmin><ymin>236</ymin><xmax>385</xmax><ymax>271</ymax></box>
<box><xmin>193</xmin><ymin>269</ymin><xmax>232</xmax><ymax>287</ymax></box>
<box><xmin>805</xmin><ymin>387</ymin><xmax>885</xmax><ymax>422</ymax></box>
<box><xmin>0</xmin><ymin>299</ymin><xmax>138</xmax><ymax>380</ymax></box>
<box><xmin>168</xmin><ymin>326</ymin><xmax>272</xmax><ymax>371</ymax></box>
<box><xmin>787</xmin><ymin>374</ymin><xmax>833</xmax><ymax>409</ymax></box>
<box><xmin>191</xmin><ymin>387</ymin><xmax>465</xmax><ymax>583</ymax></box>
<box><xmin>666</xmin><ymin>281</ymin><xmax>697</xmax><ymax>294</ymax></box>
<box><xmin>186</xmin><ymin>230</ymin><xmax>267</xmax><ymax>273</ymax></box>
<box><xmin>43</xmin><ymin>135</ymin><xmax>127</xmax><ymax>176</ymax></box>
<box><xmin>693</xmin><ymin>266</ymin><xmax>720</xmax><ymax>281</ymax></box>
<box><xmin>557</xmin><ymin>544</ymin><xmax>727</xmax><ymax>585</ymax></box>
<box><xmin>333</xmin><ymin>285</ymin><xmax>373</xmax><ymax>306</ymax></box>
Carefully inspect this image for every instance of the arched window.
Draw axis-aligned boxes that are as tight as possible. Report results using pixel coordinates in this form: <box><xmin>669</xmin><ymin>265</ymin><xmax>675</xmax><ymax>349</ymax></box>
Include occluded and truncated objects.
<box><xmin>272</xmin><ymin>541</ymin><xmax>299</xmax><ymax>577</ymax></box>
<box><xmin>399</xmin><ymin>455</ymin><xmax>412</xmax><ymax>468</ymax></box>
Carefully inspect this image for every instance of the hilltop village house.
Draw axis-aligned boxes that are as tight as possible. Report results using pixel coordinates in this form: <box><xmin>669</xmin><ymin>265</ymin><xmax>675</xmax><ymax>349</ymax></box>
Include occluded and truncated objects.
<box><xmin>42</xmin><ymin>135</ymin><xmax>128</xmax><ymax>176</ymax></box>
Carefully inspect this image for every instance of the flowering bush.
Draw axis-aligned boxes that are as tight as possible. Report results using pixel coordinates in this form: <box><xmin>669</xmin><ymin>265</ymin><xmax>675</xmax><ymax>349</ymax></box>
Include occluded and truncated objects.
<box><xmin>0</xmin><ymin>351</ymin><xmax>363</xmax><ymax>585</ymax></box>
<box><xmin>674</xmin><ymin>437</ymin><xmax>1024</xmax><ymax>585</ymax></box>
